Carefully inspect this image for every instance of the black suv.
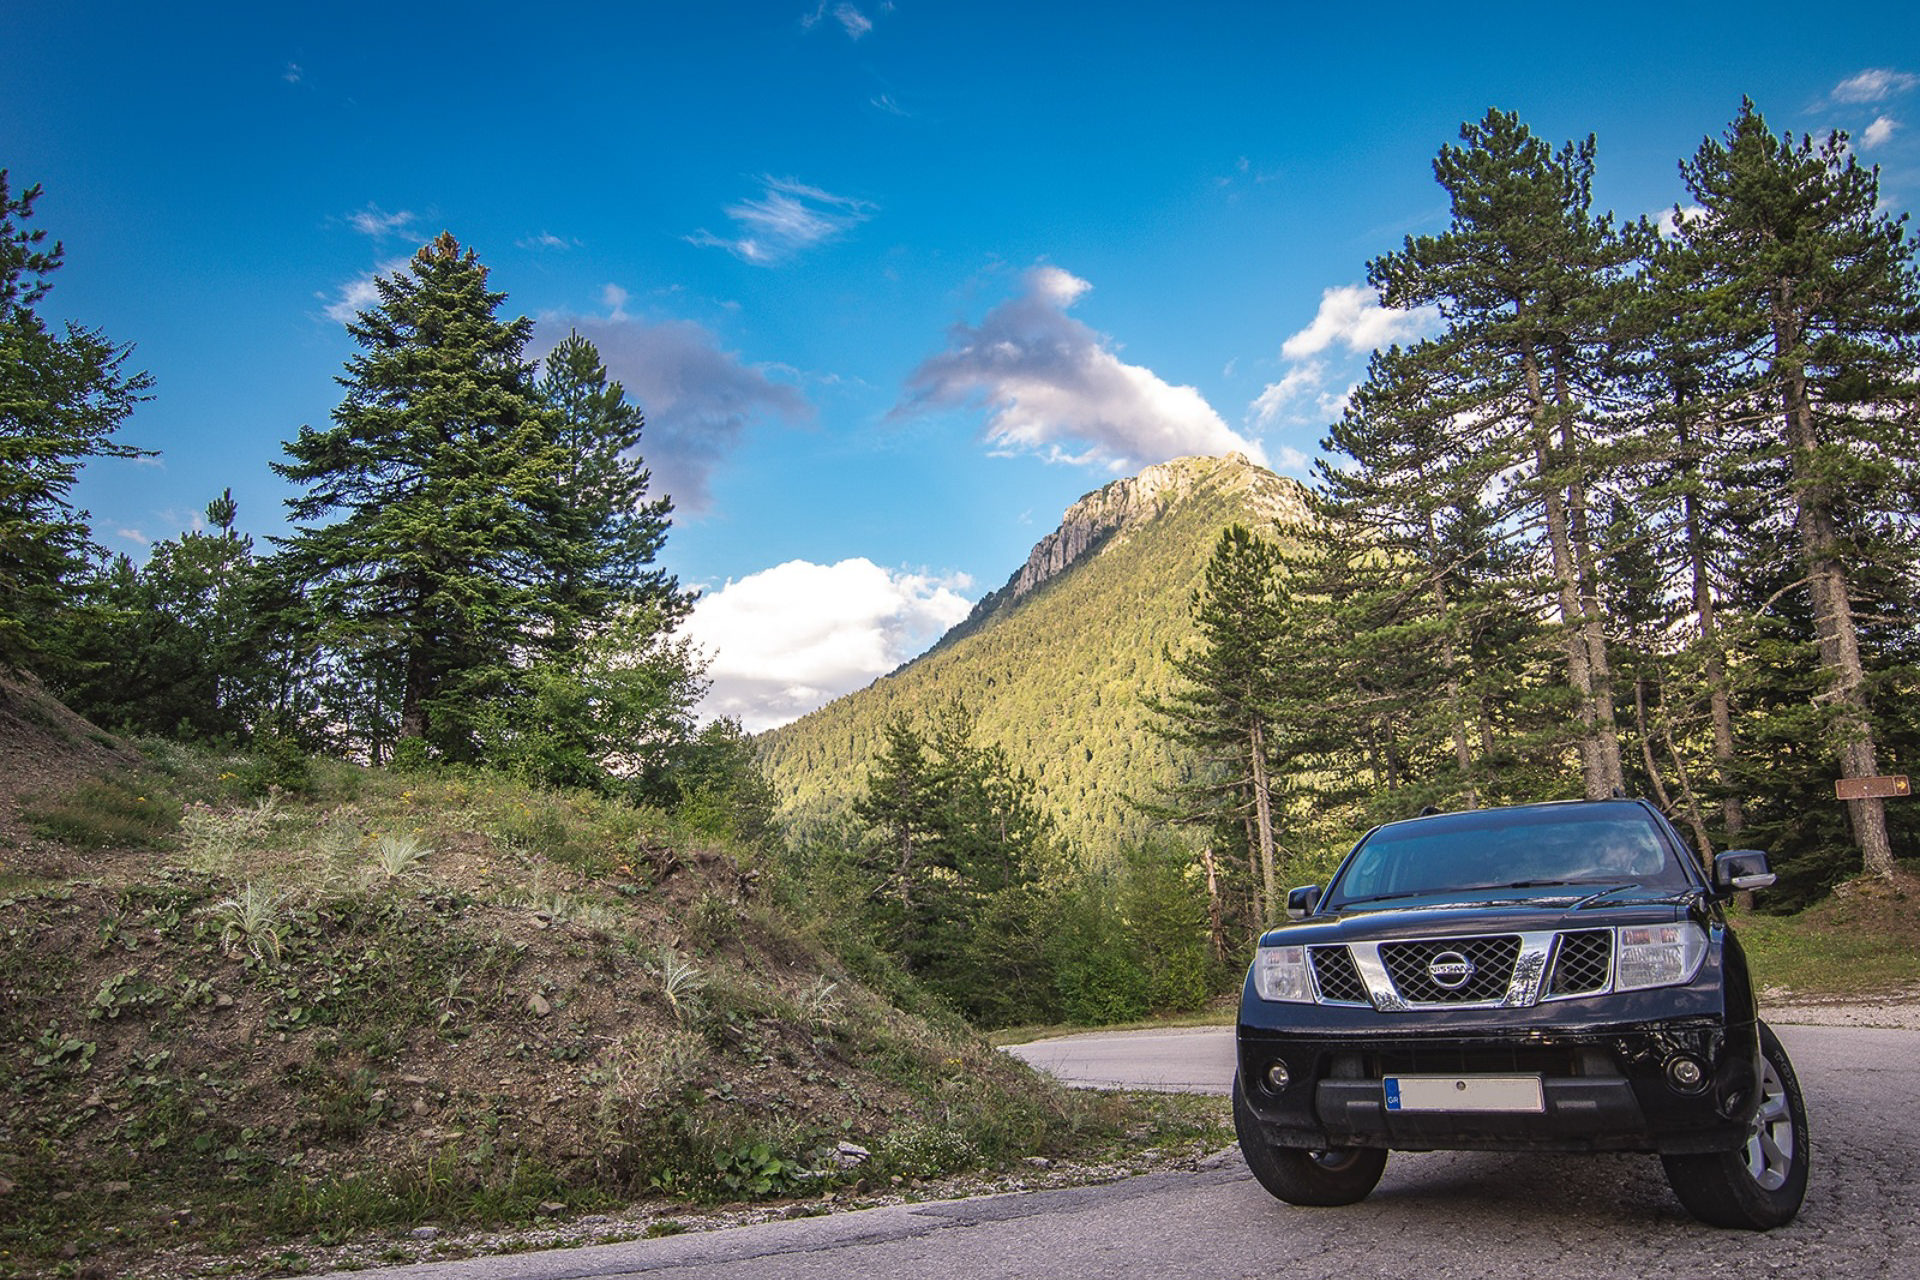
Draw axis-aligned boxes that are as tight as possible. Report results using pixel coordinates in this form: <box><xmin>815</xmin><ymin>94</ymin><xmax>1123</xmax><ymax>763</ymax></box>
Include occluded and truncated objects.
<box><xmin>1233</xmin><ymin>799</ymin><xmax>1808</xmax><ymax>1230</ymax></box>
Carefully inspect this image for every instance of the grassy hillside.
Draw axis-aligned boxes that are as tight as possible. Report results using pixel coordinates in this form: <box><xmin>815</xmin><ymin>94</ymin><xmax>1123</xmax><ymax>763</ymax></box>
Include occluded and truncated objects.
<box><xmin>0</xmin><ymin>694</ymin><xmax>1224</xmax><ymax>1278</ymax></box>
<box><xmin>759</xmin><ymin>455</ymin><xmax>1310</xmax><ymax>862</ymax></box>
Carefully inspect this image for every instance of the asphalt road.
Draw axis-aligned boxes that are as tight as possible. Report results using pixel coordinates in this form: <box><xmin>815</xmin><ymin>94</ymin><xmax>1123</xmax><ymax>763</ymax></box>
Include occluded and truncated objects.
<box><xmin>340</xmin><ymin>1020</ymin><xmax>1917</xmax><ymax>1280</ymax></box>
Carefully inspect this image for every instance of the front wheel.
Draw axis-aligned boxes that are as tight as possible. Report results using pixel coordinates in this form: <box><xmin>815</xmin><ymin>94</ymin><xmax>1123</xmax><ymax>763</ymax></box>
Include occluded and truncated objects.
<box><xmin>1661</xmin><ymin>1021</ymin><xmax>1810</xmax><ymax>1230</ymax></box>
<box><xmin>1233</xmin><ymin>1073</ymin><xmax>1387</xmax><ymax>1206</ymax></box>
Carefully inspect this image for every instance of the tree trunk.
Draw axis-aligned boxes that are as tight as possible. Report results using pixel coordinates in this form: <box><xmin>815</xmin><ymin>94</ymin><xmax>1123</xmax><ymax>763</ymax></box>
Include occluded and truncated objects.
<box><xmin>1423</xmin><ymin>510</ymin><xmax>1477</xmax><ymax>807</ymax></box>
<box><xmin>1681</xmin><ymin>460</ymin><xmax>1744</xmax><ymax>838</ymax></box>
<box><xmin>1247</xmin><ymin>718</ymin><xmax>1280</xmax><ymax>922</ymax></box>
<box><xmin>1776</xmin><ymin>308</ymin><xmax>1896</xmax><ymax>878</ymax></box>
<box><xmin>1522</xmin><ymin>345</ymin><xmax>1608</xmax><ymax>799</ymax></box>
<box><xmin>1200</xmin><ymin>844</ymin><xmax>1226</xmax><ymax>963</ymax></box>
<box><xmin>399</xmin><ymin>647</ymin><xmax>430</xmax><ymax>743</ymax></box>
<box><xmin>1556</xmin><ymin>360</ymin><xmax>1625</xmax><ymax>797</ymax></box>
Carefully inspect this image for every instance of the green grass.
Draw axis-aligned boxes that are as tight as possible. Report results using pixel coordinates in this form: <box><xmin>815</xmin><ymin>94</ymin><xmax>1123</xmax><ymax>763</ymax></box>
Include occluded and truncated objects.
<box><xmin>988</xmin><ymin>1000</ymin><xmax>1236</xmax><ymax>1047</ymax></box>
<box><xmin>22</xmin><ymin>774</ymin><xmax>181</xmax><ymax>848</ymax></box>
<box><xmin>1732</xmin><ymin>889</ymin><xmax>1920</xmax><ymax>997</ymax></box>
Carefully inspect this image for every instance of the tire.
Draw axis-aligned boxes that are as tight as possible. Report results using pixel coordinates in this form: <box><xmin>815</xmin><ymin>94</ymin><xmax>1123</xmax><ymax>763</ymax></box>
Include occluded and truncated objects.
<box><xmin>1661</xmin><ymin>1021</ymin><xmax>1810</xmax><ymax>1230</ymax></box>
<box><xmin>1233</xmin><ymin>1073</ymin><xmax>1387</xmax><ymax>1207</ymax></box>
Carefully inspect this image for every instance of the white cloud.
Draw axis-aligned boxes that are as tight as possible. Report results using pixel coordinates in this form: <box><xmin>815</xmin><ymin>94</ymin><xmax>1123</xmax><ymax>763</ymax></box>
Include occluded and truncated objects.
<box><xmin>517</xmin><ymin>230</ymin><xmax>578</xmax><ymax>251</ymax></box>
<box><xmin>538</xmin><ymin>314</ymin><xmax>811</xmax><ymax>515</ymax></box>
<box><xmin>1863</xmin><ymin>115</ymin><xmax>1900</xmax><ymax>148</ymax></box>
<box><xmin>1657</xmin><ymin>204</ymin><xmax>1710</xmax><ymax>238</ymax></box>
<box><xmin>601</xmin><ymin>284</ymin><xmax>630</xmax><ymax>319</ymax></box>
<box><xmin>1249</xmin><ymin>285</ymin><xmax>1435</xmax><ymax>429</ymax></box>
<box><xmin>282</xmin><ymin>62</ymin><xmax>303</xmax><ymax>84</ymax></box>
<box><xmin>896</xmin><ymin>265</ymin><xmax>1266</xmax><ymax>470</ymax></box>
<box><xmin>1271</xmin><ymin>445</ymin><xmax>1311</xmax><ymax>473</ymax></box>
<box><xmin>1279</xmin><ymin>284</ymin><xmax>1439</xmax><ymax>361</ymax></box>
<box><xmin>683</xmin><ymin>558</ymin><xmax>974</xmax><ymax>731</ymax></box>
<box><xmin>348</xmin><ymin>205</ymin><xmax>417</xmax><ymax>239</ymax></box>
<box><xmin>1832</xmin><ymin>69</ymin><xmax>1919</xmax><ymax>104</ymax></box>
<box><xmin>687</xmin><ymin>177</ymin><xmax>875</xmax><ymax>265</ymax></box>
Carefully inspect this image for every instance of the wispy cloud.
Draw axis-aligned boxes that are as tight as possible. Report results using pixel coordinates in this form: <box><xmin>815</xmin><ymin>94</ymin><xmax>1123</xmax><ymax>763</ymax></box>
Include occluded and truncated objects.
<box><xmin>517</xmin><ymin>230</ymin><xmax>579</xmax><ymax>252</ymax></box>
<box><xmin>1863</xmin><ymin>115</ymin><xmax>1900</xmax><ymax>148</ymax></box>
<box><xmin>687</xmin><ymin>177</ymin><xmax>875</xmax><ymax>266</ymax></box>
<box><xmin>896</xmin><ymin>265</ymin><xmax>1265</xmax><ymax>471</ymax></box>
<box><xmin>319</xmin><ymin>257</ymin><xmax>410</xmax><ymax>324</ymax></box>
<box><xmin>1831</xmin><ymin>68</ymin><xmax>1919</xmax><ymax>104</ymax></box>
<box><xmin>870</xmin><ymin>92</ymin><xmax>909</xmax><ymax>116</ymax></box>
<box><xmin>282</xmin><ymin>62</ymin><xmax>303</xmax><ymax>84</ymax></box>
<box><xmin>537</xmin><ymin>312</ymin><xmax>812</xmax><ymax>515</ymax></box>
<box><xmin>683</xmin><ymin>558</ymin><xmax>974</xmax><ymax>732</ymax></box>
<box><xmin>802</xmin><ymin>2</ymin><xmax>880</xmax><ymax>39</ymax></box>
<box><xmin>347</xmin><ymin>204</ymin><xmax>417</xmax><ymax>239</ymax></box>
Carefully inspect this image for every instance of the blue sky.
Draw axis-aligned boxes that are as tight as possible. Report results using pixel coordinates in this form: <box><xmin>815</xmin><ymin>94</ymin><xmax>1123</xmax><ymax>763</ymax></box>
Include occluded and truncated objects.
<box><xmin>6</xmin><ymin>2</ymin><xmax>1917</xmax><ymax>729</ymax></box>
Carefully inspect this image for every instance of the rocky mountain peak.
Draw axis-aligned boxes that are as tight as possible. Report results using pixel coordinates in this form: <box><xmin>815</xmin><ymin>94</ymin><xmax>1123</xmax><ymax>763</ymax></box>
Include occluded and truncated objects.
<box><xmin>1007</xmin><ymin>452</ymin><xmax>1303</xmax><ymax>602</ymax></box>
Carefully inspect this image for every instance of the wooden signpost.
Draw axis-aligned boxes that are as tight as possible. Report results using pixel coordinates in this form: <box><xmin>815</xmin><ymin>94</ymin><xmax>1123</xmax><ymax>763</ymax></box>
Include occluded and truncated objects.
<box><xmin>1834</xmin><ymin>775</ymin><xmax>1912</xmax><ymax>801</ymax></box>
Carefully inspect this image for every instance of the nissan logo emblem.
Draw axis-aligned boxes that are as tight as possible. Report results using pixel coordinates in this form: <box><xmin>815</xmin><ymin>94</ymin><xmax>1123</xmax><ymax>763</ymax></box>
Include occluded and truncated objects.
<box><xmin>1428</xmin><ymin>951</ymin><xmax>1476</xmax><ymax>990</ymax></box>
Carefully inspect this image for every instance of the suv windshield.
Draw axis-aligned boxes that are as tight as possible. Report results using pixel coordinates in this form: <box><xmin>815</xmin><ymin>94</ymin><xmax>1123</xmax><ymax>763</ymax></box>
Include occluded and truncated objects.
<box><xmin>1325</xmin><ymin>803</ymin><xmax>1690</xmax><ymax>908</ymax></box>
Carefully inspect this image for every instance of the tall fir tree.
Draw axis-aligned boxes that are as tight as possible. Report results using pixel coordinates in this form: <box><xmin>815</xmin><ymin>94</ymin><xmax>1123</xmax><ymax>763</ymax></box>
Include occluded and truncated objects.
<box><xmin>270</xmin><ymin>232</ymin><xmax>563</xmax><ymax>761</ymax></box>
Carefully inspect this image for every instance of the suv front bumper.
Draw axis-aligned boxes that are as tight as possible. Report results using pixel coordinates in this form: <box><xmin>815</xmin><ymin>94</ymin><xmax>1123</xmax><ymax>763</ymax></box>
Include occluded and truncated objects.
<box><xmin>1237</xmin><ymin>1006</ymin><xmax>1762</xmax><ymax>1155</ymax></box>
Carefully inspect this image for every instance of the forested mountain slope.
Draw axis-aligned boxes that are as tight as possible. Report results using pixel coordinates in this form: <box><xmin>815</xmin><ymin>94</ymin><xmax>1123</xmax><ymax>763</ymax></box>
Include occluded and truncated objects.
<box><xmin>758</xmin><ymin>453</ymin><xmax>1309</xmax><ymax>860</ymax></box>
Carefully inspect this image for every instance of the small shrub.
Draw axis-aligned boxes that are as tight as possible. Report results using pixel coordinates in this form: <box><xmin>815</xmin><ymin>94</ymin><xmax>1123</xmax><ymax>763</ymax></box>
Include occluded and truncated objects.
<box><xmin>796</xmin><ymin>976</ymin><xmax>841</xmax><ymax>1030</ymax></box>
<box><xmin>179</xmin><ymin>797</ymin><xmax>285</xmax><ymax>875</ymax></box>
<box><xmin>878</xmin><ymin>1120</ymin><xmax>979</xmax><ymax>1180</ymax></box>
<box><xmin>370</xmin><ymin>832</ymin><xmax>432</xmax><ymax>883</ymax></box>
<box><xmin>655</xmin><ymin>947</ymin><xmax>705</xmax><ymax>1023</ymax></box>
<box><xmin>214</xmin><ymin>882</ymin><xmax>287</xmax><ymax>964</ymax></box>
<box><xmin>687</xmin><ymin>892</ymin><xmax>738</xmax><ymax>948</ymax></box>
<box><xmin>712</xmin><ymin>1141</ymin><xmax>810</xmax><ymax>1199</ymax></box>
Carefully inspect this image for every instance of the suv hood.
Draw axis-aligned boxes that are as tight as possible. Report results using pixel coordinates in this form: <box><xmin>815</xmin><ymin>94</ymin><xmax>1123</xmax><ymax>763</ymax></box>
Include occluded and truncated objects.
<box><xmin>1261</xmin><ymin>886</ymin><xmax>1706</xmax><ymax>948</ymax></box>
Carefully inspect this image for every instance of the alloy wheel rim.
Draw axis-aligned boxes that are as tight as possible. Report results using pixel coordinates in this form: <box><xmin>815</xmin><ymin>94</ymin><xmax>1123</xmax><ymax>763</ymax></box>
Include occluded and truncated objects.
<box><xmin>1743</xmin><ymin>1054</ymin><xmax>1795</xmax><ymax>1191</ymax></box>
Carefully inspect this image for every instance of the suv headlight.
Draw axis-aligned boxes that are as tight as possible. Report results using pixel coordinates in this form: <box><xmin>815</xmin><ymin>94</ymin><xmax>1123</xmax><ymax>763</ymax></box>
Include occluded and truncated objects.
<box><xmin>1614</xmin><ymin>923</ymin><xmax>1708</xmax><ymax>991</ymax></box>
<box><xmin>1253</xmin><ymin>945</ymin><xmax>1315</xmax><ymax>1003</ymax></box>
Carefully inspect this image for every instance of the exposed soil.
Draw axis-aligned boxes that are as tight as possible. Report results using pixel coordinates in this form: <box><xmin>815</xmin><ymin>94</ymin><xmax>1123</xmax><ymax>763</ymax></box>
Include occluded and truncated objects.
<box><xmin>0</xmin><ymin>687</ymin><xmax>1154</xmax><ymax>1280</ymax></box>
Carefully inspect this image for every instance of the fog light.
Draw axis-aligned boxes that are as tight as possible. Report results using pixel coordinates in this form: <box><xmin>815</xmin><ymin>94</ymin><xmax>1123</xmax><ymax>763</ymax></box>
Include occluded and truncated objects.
<box><xmin>1264</xmin><ymin>1060</ymin><xmax>1292</xmax><ymax>1091</ymax></box>
<box><xmin>1666</xmin><ymin>1055</ymin><xmax>1706</xmax><ymax>1092</ymax></box>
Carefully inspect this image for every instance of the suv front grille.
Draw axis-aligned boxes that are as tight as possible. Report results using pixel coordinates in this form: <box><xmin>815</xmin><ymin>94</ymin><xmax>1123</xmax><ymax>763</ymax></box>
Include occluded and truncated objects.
<box><xmin>1546</xmin><ymin>929</ymin><xmax>1613</xmax><ymax>996</ymax></box>
<box><xmin>1310</xmin><ymin>946</ymin><xmax>1369</xmax><ymax>1004</ymax></box>
<box><xmin>1378</xmin><ymin>935</ymin><xmax>1522</xmax><ymax>1004</ymax></box>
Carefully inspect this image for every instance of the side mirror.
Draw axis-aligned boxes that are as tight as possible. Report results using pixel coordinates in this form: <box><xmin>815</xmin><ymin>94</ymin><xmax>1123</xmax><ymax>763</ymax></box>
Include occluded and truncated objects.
<box><xmin>1714</xmin><ymin>849</ymin><xmax>1776</xmax><ymax>894</ymax></box>
<box><xmin>1285</xmin><ymin>885</ymin><xmax>1322</xmax><ymax>920</ymax></box>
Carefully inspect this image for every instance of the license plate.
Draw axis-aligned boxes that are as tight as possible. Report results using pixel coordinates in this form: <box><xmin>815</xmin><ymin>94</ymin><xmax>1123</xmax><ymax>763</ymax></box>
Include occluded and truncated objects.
<box><xmin>1384</xmin><ymin>1074</ymin><xmax>1545</xmax><ymax>1112</ymax></box>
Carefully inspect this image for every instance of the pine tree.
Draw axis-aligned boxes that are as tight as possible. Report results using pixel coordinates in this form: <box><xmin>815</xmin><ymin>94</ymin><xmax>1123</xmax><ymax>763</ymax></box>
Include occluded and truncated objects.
<box><xmin>0</xmin><ymin>170</ymin><xmax>153</xmax><ymax>671</ymax></box>
<box><xmin>1144</xmin><ymin>524</ymin><xmax>1295</xmax><ymax>921</ymax></box>
<box><xmin>270</xmin><ymin>232</ymin><xmax>564</xmax><ymax>761</ymax></box>
<box><xmin>1673</xmin><ymin>101</ymin><xmax>1920</xmax><ymax>879</ymax></box>
<box><xmin>1370</xmin><ymin>110</ymin><xmax>1643</xmax><ymax>799</ymax></box>
<box><xmin>53</xmin><ymin>491</ymin><xmax>267</xmax><ymax>737</ymax></box>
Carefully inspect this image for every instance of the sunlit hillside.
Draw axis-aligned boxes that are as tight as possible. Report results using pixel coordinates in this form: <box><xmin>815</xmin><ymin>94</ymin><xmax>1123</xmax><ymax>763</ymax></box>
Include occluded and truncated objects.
<box><xmin>758</xmin><ymin>454</ymin><xmax>1310</xmax><ymax>861</ymax></box>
